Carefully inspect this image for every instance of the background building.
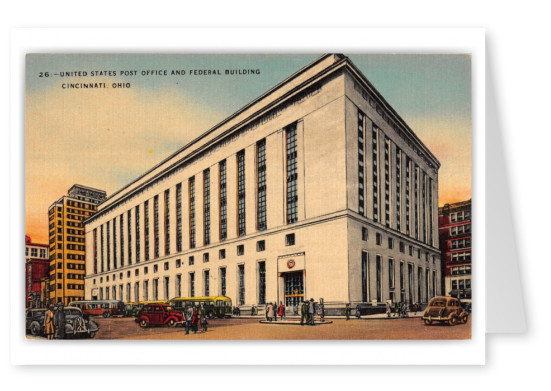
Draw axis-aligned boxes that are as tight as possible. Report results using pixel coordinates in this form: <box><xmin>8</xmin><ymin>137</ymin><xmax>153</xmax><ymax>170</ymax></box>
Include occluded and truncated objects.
<box><xmin>25</xmin><ymin>235</ymin><xmax>49</xmax><ymax>308</ymax></box>
<box><xmin>84</xmin><ymin>54</ymin><xmax>442</xmax><ymax>311</ymax></box>
<box><xmin>439</xmin><ymin>199</ymin><xmax>472</xmax><ymax>300</ymax></box>
<box><xmin>48</xmin><ymin>185</ymin><xmax>106</xmax><ymax>305</ymax></box>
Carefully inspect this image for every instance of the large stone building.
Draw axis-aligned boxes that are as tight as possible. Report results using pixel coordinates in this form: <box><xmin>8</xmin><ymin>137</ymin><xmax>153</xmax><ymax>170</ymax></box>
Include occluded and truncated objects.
<box><xmin>439</xmin><ymin>199</ymin><xmax>472</xmax><ymax>300</ymax></box>
<box><xmin>48</xmin><ymin>185</ymin><xmax>106</xmax><ymax>304</ymax></box>
<box><xmin>83</xmin><ymin>54</ymin><xmax>442</xmax><ymax>310</ymax></box>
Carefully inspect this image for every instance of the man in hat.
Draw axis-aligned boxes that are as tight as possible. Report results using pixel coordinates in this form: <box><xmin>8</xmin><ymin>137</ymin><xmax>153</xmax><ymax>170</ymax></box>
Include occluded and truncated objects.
<box><xmin>308</xmin><ymin>298</ymin><xmax>315</xmax><ymax>325</ymax></box>
<box><xmin>54</xmin><ymin>302</ymin><xmax>66</xmax><ymax>339</ymax></box>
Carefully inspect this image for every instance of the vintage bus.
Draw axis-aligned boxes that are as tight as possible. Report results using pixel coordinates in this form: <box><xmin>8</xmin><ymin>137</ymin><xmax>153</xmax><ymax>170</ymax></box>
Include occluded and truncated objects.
<box><xmin>123</xmin><ymin>300</ymin><xmax>169</xmax><ymax>317</ymax></box>
<box><xmin>169</xmin><ymin>296</ymin><xmax>232</xmax><ymax>318</ymax></box>
<box><xmin>68</xmin><ymin>300</ymin><xmax>125</xmax><ymax>318</ymax></box>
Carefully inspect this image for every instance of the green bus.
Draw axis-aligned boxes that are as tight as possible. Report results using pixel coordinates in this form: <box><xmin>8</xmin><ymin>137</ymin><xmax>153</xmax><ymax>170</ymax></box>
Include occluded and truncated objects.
<box><xmin>169</xmin><ymin>296</ymin><xmax>232</xmax><ymax>318</ymax></box>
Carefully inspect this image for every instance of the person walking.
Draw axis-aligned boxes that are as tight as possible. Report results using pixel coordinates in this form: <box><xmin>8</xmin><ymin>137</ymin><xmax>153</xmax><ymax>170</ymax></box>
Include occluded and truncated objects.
<box><xmin>192</xmin><ymin>305</ymin><xmax>199</xmax><ymax>334</ymax></box>
<box><xmin>53</xmin><ymin>302</ymin><xmax>66</xmax><ymax>339</ymax></box>
<box><xmin>44</xmin><ymin>304</ymin><xmax>55</xmax><ymax>340</ymax></box>
<box><xmin>278</xmin><ymin>301</ymin><xmax>284</xmax><ymax>320</ymax></box>
<box><xmin>300</xmin><ymin>300</ymin><xmax>308</xmax><ymax>326</ymax></box>
<box><xmin>345</xmin><ymin>303</ymin><xmax>351</xmax><ymax>321</ymax></box>
<box><xmin>308</xmin><ymin>298</ymin><xmax>315</xmax><ymax>325</ymax></box>
<box><xmin>386</xmin><ymin>301</ymin><xmax>391</xmax><ymax>318</ymax></box>
<box><xmin>394</xmin><ymin>302</ymin><xmax>400</xmax><ymax>317</ymax></box>
<box><xmin>355</xmin><ymin>305</ymin><xmax>361</xmax><ymax>319</ymax></box>
<box><xmin>319</xmin><ymin>298</ymin><xmax>325</xmax><ymax>323</ymax></box>
<box><xmin>266</xmin><ymin>302</ymin><xmax>274</xmax><ymax>321</ymax></box>
<box><xmin>200</xmin><ymin>305</ymin><xmax>208</xmax><ymax>332</ymax></box>
<box><xmin>251</xmin><ymin>305</ymin><xmax>256</xmax><ymax>316</ymax></box>
<box><xmin>184</xmin><ymin>305</ymin><xmax>193</xmax><ymax>335</ymax></box>
<box><xmin>273</xmin><ymin>302</ymin><xmax>278</xmax><ymax>322</ymax></box>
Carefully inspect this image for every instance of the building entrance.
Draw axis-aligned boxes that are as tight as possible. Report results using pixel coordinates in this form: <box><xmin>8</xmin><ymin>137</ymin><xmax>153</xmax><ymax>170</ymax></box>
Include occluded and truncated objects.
<box><xmin>284</xmin><ymin>271</ymin><xmax>304</xmax><ymax>307</ymax></box>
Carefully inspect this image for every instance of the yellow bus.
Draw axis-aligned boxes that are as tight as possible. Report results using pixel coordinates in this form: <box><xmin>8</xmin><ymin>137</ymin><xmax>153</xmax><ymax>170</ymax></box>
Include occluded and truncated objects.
<box><xmin>169</xmin><ymin>296</ymin><xmax>232</xmax><ymax>318</ymax></box>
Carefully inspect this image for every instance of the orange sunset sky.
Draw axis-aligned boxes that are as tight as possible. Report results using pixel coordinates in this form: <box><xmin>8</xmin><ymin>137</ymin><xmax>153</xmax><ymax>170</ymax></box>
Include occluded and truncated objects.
<box><xmin>25</xmin><ymin>54</ymin><xmax>471</xmax><ymax>244</ymax></box>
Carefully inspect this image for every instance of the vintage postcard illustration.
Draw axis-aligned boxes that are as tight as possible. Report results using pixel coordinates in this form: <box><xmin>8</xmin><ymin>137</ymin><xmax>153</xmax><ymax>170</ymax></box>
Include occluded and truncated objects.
<box><xmin>25</xmin><ymin>53</ymin><xmax>472</xmax><ymax>340</ymax></box>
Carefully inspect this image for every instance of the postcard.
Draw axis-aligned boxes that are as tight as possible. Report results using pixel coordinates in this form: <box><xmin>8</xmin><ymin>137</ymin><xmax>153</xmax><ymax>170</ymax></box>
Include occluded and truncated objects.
<box><xmin>24</xmin><ymin>52</ymin><xmax>473</xmax><ymax>342</ymax></box>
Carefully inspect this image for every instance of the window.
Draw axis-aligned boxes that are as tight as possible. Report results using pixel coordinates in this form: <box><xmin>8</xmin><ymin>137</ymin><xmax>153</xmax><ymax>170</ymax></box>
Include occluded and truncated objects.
<box><xmin>384</xmin><ymin>137</ymin><xmax>391</xmax><ymax>228</ymax></box>
<box><xmin>176</xmin><ymin>183</ymin><xmax>182</xmax><ymax>252</ymax></box>
<box><xmin>189</xmin><ymin>177</ymin><xmax>196</xmax><ymax>249</ymax></box>
<box><xmin>203</xmin><ymin>169</ymin><xmax>210</xmax><ymax>246</ymax></box>
<box><xmin>389</xmin><ymin>258</ymin><xmax>395</xmax><ymax>289</ymax></box>
<box><xmin>106</xmin><ymin>221</ymin><xmax>111</xmax><ymax>270</ymax></box>
<box><xmin>219</xmin><ymin>249</ymin><xmax>226</xmax><ymax>260</ymax></box>
<box><xmin>135</xmin><ymin>269</ymin><xmax>139</xmax><ymax>276</ymax></box>
<box><xmin>399</xmin><ymin>242</ymin><xmax>405</xmax><ymax>253</ymax></box>
<box><xmin>238</xmin><ymin>264</ymin><xmax>245</xmax><ymax>305</ymax></box>
<box><xmin>120</xmin><ymin>214</ymin><xmax>124</xmax><ymax>267</ymax></box>
<box><xmin>144</xmin><ymin>267</ymin><xmax>148</xmax><ymax>275</ymax></box>
<box><xmin>286</xmin><ymin>123</ymin><xmax>298</xmax><ymax>224</ymax></box>
<box><xmin>388</xmin><ymin>238</ymin><xmax>394</xmax><ymax>249</ymax></box>
<box><xmin>164</xmin><ymin>261</ymin><xmax>169</xmax><ymax>271</ymax></box>
<box><xmin>164</xmin><ymin>189</ymin><xmax>170</xmax><ymax>255</ymax></box>
<box><xmin>175</xmin><ymin>274</ymin><xmax>182</xmax><ymax>297</ymax></box>
<box><xmin>219</xmin><ymin>160</ymin><xmax>227</xmax><ymax>241</ymax></box>
<box><xmin>144</xmin><ymin>201</ymin><xmax>149</xmax><ymax>261</ymax></box>
<box><xmin>189</xmin><ymin>272</ymin><xmax>195</xmax><ymax>297</ymax></box>
<box><xmin>153</xmin><ymin>264</ymin><xmax>158</xmax><ymax>273</ymax></box>
<box><xmin>127</xmin><ymin>271</ymin><xmax>130</xmax><ymax>278</ymax></box>
<box><xmin>362</xmin><ymin>227</ymin><xmax>368</xmax><ymax>241</ymax></box>
<box><xmin>237</xmin><ymin>150</ymin><xmax>246</xmax><ymax>236</ymax></box>
<box><xmin>135</xmin><ymin>205</ymin><xmax>140</xmax><ymax>263</ymax></box>
<box><xmin>256</xmin><ymin>240</ymin><xmax>265</xmax><ymax>252</ymax></box>
<box><xmin>220</xmin><ymin>267</ymin><xmax>227</xmax><ymax>296</ymax></box>
<box><xmin>372</xmin><ymin>125</ymin><xmax>379</xmax><ymax>222</ymax></box>
<box><xmin>153</xmin><ymin>195</ymin><xmax>159</xmax><ymax>258</ymax></box>
<box><xmin>203</xmin><ymin>253</ymin><xmax>209</xmax><ymax>263</ymax></box>
<box><xmin>376</xmin><ymin>233</ymin><xmax>382</xmax><ymax>246</ymax></box>
<box><xmin>203</xmin><ymin>270</ymin><xmax>210</xmax><ymax>296</ymax></box>
<box><xmin>164</xmin><ymin>277</ymin><xmax>169</xmax><ymax>300</ymax></box>
<box><xmin>176</xmin><ymin>259</ymin><xmax>181</xmax><ymax>268</ymax></box>
<box><xmin>237</xmin><ymin>245</ymin><xmax>244</xmax><ymax>256</ymax></box>
<box><xmin>153</xmin><ymin>278</ymin><xmax>158</xmax><ymax>300</ymax></box>
<box><xmin>127</xmin><ymin>209</ymin><xmax>132</xmax><ymax>265</ymax></box>
<box><xmin>358</xmin><ymin>111</ymin><xmax>365</xmax><ymax>215</ymax></box>
<box><xmin>361</xmin><ymin>251</ymin><xmax>368</xmax><ymax>302</ymax></box>
<box><xmin>189</xmin><ymin>256</ymin><xmax>194</xmax><ymax>266</ymax></box>
<box><xmin>285</xmin><ymin>233</ymin><xmax>295</xmax><ymax>246</ymax></box>
<box><xmin>257</xmin><ymin>139</ymin><xmax>267</xmax><ymax>231</ymax></box>
<box><xmin>258</xmin><ymin>261</ymin><xmax>266</xmax><ymax>305</ymax></box>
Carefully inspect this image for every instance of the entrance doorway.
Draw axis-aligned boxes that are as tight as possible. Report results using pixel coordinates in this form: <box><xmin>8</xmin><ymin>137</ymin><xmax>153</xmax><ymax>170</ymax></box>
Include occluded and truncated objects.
<box><xmin>284</xmin><ymin>271</ymin><xmax>304</xmax><ymax>307</ymax></box>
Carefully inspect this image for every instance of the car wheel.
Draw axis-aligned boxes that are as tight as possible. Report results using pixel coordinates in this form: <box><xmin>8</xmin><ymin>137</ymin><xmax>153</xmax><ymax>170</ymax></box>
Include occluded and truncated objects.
<box><xmin>30</xmin><ymin>322</ymin><xmax>40</xmax><ymax>336</ymax></box>
<box><xmin>139</xmin><ymin>319</ymin><xmax>149</xmax><ymax>328</ymax></box>
<box><xmin>423</xmin><ymin>319</ymin><xmax>432</xmax><ymax>326</ymax></box>
<box><xmin>89</xmin><ymin>332</ymin><xmax>96</xmax><ymax>338</ymax></box>
<box><xmin>208</xmin><ymin>311</ymin><xmax>215</xmax><ymax>319</ymax></box>
<box><xmin>449</xmin><ymin>315</ymin><xmax>458</xmax><ymax>326</ymax></box>
<box><xmin>168</xmin><ymin>319</ymin><xmax>176</xmax><ymax>327</ymax></box>
<box><xmin>461</xmin><ymin>314</ymin><xmax>469</xmax><ymax>324</ymax></box>
<box><xmin>103</xmin><ymin>312</ymin><xmax>110</xmax><ymax>318</ymax></box>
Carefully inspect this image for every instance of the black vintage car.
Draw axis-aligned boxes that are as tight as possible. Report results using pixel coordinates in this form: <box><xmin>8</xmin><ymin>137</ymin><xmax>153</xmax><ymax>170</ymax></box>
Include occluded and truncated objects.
<box><xmin>25</xmin><ymin>307</ymin><xmax>99</xmax><ymax>338</ymax></box>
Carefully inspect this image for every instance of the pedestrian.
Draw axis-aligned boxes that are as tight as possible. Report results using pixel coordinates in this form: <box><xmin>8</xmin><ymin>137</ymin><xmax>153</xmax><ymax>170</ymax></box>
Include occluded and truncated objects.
<box><xmin>251</xmin><ymin>304</ymin><xmax>256</xmax><ymax>316</ymax></box>
<box><xmin>386</xmin><ymin>301</ymin><xmax>391</xmax><ymax>318</ymax></box>
<box><xmin>355</xmin><ymin>305</ymin><xmax>361</xmax><ymax>319</ymax></box>
<box><xmin>293</xmin><ymin>304</ymin><xmax>298</xmax><ymax>316</ymax></box>
<box><xmin>273</xmin><ymin>302</ymin><xmax>278</xmax><ymax>322</ymax></box>
<box><xmin>345</xmin><ymin>303</ymin><xmax>351</xmax><ymax>321</ymax></box>
<box><xmin>413</xmin><ymin>303</ymin><xmax>418</xmax><ymax>315</ymax></box>
<box><xmin>308</xmin><ymin>298</ymin><xmax>315</xmax><ymax>325</ymax></box>
<box><xmin>300</xmin><ymin>300</ymin><xmax>308</xmax><ymax>326</ymax></box>
<box><xmin>200</xmin><ymin>305</ymin><xmax>208</xmax><ymax>332</ymax></box>
<box><xmin>53</xmin><ymin>302</ymin><xmax>66</xmax><ymax>339</ymax></box>
<box><xmin>278</xmin><ymin>301</ymin><xmax>284</xmax><ymax>320</ymax></box>
<box><xmin>266</xmin><ymin>302</ymin><xmax>274</xmax><ymax>321</ymax></box>
<box><xmin>44</xmin><ymin>304</ymin><xmax>55</xmax><ymax>340</ymax></box>
<box><xmin>184</xmin><ymin>305</ymin><xmax>193</xmax><ymax>335</ymax></box>
<box><xmin>319</xmin><ymin>298</ymin><xmax>325</xmax><ymax>323</ymax></box>
<box><xmin>192</xmin><ymin>305</ymin><xmax>199</xmax><ymax>333</ymax></box>
<box><xmin>394</xmin><ymin>302</ymin><xmax>400</xmax><ymax>317</ymax></box>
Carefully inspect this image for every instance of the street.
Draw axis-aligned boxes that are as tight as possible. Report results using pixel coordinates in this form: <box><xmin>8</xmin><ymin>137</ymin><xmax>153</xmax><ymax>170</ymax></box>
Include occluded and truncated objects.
<box><xmin>85</xmin><ymin>316</ymin><xmax>471</xmax><ymax>340</ymax></box>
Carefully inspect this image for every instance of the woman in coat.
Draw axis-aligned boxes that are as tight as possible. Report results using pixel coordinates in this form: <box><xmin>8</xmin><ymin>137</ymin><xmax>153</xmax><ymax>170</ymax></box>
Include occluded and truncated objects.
<box><xmin>278</xmin><ymin>302</ymin><xmax>284</xmax><ymax>319</ymax></box>
<box><xmin>44</xmin><ymin>304</ymin><xmax>55</xmax><ymax>340</ymax></box>
<box><xmin>191</xmin><ymin>306</ymin><xmax>199</xmax><ymax>334</ymax></box>
<box><xmin>266</xmin><ymin>302</ymin><xmax>274</xmax><ymax>321</ymax></box>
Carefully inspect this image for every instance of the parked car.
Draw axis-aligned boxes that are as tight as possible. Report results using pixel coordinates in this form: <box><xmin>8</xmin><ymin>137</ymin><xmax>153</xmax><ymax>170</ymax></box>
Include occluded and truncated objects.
<box><xmin>422</xmin><ymin>296</ymin><xmax>469</xmax><ymax>326</ymax></box>
<box><xmin>25</xmin><ymin>306</ymin><xmax>99</xmax><ymax>338</ymax></box>
<box><xmin>135</xmin><ymin>303</ymin><xmax>184</xmax><ymax>328</ymax></box>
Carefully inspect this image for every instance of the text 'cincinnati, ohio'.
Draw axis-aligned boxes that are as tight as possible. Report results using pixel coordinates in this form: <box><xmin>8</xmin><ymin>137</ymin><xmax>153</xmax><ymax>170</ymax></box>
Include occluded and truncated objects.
<box><xmin>61</xmin><ymin>83</ymin><xmax>131</xmax><ymax>89</ymax></box>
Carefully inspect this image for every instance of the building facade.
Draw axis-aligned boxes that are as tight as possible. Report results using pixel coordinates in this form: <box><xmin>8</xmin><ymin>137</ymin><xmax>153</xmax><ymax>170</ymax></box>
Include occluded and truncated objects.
<box><xmin>25</xmin><ymin>236</ymin><xmax>50</xmax><ymax>308</ymax></box>
<box><xmin>84</xmin><ymin>54</ymin><xmax>442</xmax><ymax>310</ymax></box>
<box><xmin>439</xmin><ymin>199</ymin><xmax>472</xmax><ymax>300</ymax></box>
<box><xmin>48</xmin><ymin>185</ymin><xmax>106</xmax><ymax>305</ymax></box>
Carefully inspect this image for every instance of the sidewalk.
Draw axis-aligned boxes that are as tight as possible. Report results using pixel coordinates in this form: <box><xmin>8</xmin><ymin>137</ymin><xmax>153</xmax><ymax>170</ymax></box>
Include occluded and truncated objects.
<box><xmin>236</xmin><ymin>311</ymin><xmax>424</xmax><ymax>321</ymax></box>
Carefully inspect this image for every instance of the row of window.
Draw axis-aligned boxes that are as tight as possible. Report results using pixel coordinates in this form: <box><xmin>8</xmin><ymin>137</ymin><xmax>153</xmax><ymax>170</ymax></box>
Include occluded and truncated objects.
<box><xmin>451</xmin><ymin>278</ymin><xmax>471</xmax><ymax>290</ymax></box>
<box><xmin>25</xmin><ymin>248</ymin><xmax>47</xmax><ymax>258</ymax></box>
<box><xmin>450</xmin><ymin>210</ymin><xmax>471</xmax><ymax>223</ymax></box>
<box><xmin>451</xmin><ymin>265</ymin><xmax>472</xmax><ymax>275</ymax></box>
<box><xmin>451</xmin><ymin>238</ymin><xmax>471</xmax><ymax>249</ymax></box>
<box><xmin>450</xmin><ymin>224</ymin><xmax>471</xmax><ymax>236</ymax></box>
<box><xmin>93</xmin><ymin>124</ymin><xmax>300</xmax><ymax>275</ymax></box>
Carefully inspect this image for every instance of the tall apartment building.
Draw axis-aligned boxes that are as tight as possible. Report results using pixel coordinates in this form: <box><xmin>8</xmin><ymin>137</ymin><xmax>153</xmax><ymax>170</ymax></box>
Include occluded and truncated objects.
<box><xmin>48</xmin><ymin>185</ymin><xmax>106</xmax><ymax>305</ymax></box>
<box><xmin>84</xmin><ymin>54</ymin><xmax>442</xmax><ymax>309</ymax></box>
<box><xmin>25</xmin><ymin>235</ymin><xmax>49</xmax><ymax>308</ymax></box>
<box><xmin>439</xmin><ymin>199</ymin><xmax>472</xmax><ymax>300</ymax></box>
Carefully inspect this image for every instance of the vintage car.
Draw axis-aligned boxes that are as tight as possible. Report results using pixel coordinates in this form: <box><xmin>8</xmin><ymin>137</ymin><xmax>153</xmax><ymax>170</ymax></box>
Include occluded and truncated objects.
<box><xmin>135</xmin><ymin>303</ymin><xmax>184</xmax><ymax>328</ymax></box>
<box><xmin>422</xmin><ymin>296</ymin><xmax>469</xmax><ymax>326</ymax></box>
<box><xmin>25</xmin><ymin>306</ymin><xmax>99</xmax><ymax>338</ymax></box>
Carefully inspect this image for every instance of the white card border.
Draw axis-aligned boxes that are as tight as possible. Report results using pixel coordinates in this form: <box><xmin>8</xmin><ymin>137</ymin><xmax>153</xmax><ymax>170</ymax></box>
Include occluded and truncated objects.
<box><xmin>10</xmin><ymin>27</ymin><xmax>485</xmax><ymax>365</ymax></box>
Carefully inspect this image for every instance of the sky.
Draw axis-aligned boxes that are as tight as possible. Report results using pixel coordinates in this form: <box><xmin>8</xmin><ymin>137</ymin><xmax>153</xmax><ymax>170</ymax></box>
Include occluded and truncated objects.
<box><xmin>25</xmin><ymin>53</ymin><xmax>471</xmax><ymax>244</ymax></box>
